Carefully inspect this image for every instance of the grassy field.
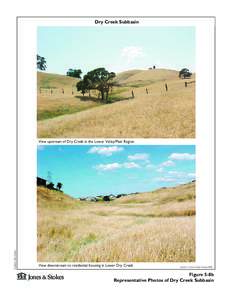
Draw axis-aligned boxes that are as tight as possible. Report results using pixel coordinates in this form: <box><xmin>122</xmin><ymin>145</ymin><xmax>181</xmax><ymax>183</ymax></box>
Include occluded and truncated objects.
<box><xmin>37</xmin><ymin>182</ymin><xmax>195</xmax><ymax>262</ymax></box>
<box><xmin>37</xmin><ymin>72</ymin><xmax>101</xmax><ymax>120</ymax></box>
<box><xmin>37</xmin><ymin>69</ymin><xmax>195</xmax><ymax>138</ymax></box>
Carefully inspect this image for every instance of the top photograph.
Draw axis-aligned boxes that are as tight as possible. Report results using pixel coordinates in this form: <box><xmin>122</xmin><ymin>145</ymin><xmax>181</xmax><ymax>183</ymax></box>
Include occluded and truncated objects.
<box><xmin>37</xmin><ymin>26</ymin><xmax>195</xmax><ymax>138</ymax></box>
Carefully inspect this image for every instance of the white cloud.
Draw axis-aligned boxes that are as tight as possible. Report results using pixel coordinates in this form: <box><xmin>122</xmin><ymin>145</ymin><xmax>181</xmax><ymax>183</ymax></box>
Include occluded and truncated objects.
<box><xmin>123</xmin><ymin>162</ymin><xmax>140</xmax><ymax>169</ymax></box>
<box><xmin>95</xmin><ymin>163</ymin><xmax>121</xmax><ymax>171</ymax></box>
<box><xmin>169</xmin><ymin>153</ymin><xmax>195</xmax><ymax>160</ymax></box>
<box><xmin>88</xmin><ymin>146</ymin><xmax>124</xmax><ymax>156</ymax></box>
<box><xmin>128</xmin><ymin>153</ymin><xmax>149</xmax><ymax>162</ymax></box>
<box><xmin>168</xmin><ymin>171</ymin><xmax>179</xmax><ymax>175</ymax></box>
<box><xmin>159</xmin><ymin>160</ymin><xmax>175</xmax><ymax>167</ymax></box>
<box><xmin>146</xmin><ymin>160</ymin><xmax>174</xmax><ymax>172</ymax></box>
<box><xmin>154</xmin><ymin>177</ymin><xmax>177</xmax><ymax>182</ymax></box>
<box><xmin>145</xmin><ymin>164</ymin><xmax>156</xmax><ymax>170</ymax></box>
<box><xmin>121</xmin><ymin>46</ymin><xmax>145</xmax><ymax>63</ymax></box>
<box><xmin>95</xmin><ymin>161</ymin><xmax>140</xmax><ymax>172</ymax></box>
<box><xmin>168</xmin><ymin>171</ymin><xmax>186</xmax><ymax>178</ymax></box>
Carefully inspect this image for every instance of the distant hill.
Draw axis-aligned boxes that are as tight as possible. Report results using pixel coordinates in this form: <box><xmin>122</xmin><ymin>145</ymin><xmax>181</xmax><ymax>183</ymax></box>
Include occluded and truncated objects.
<box><xmin>37</xmin><ymin>72</ymin><xmax>79</xmax><ymax>89</ymax></box>
<box><xmin>115</xmin><ymin>69</ymin><xmax>143</xmax><ymax>82</ymax></box>
<box><xmin>38</xmin><ymin>181</ymin><xmax>195</xmax><ymax>216</ymax></box>
<box><xmin>37</xmin><ymin>186</ymin><xmax>78</xmax><ymax>210</ymax></box>
<box><xmin>115</xmin><ymin>181</ymin><xmax>195</xmax><ymax>217</ymax></box>
<box><xmin>116</xmin><ymin>68</ymin><xmax>179</xmax><ymax>86</ymax></box>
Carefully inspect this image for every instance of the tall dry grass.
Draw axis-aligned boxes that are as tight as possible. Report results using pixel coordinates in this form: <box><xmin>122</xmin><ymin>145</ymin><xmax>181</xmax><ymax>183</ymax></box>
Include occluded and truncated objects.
<box><xmin>37</xmin><ymin>69</ymin><xmax>195</xmax><ymax>138</ymax></box>
<box><xmin>37</xmin><ymin>182</ymin><xmax>195</xmax><ymax>262</ymax></box>
<box><xmin>37</xmin><ymin>96</ymin><xmax>100</xmax><ymax>121</ymax></box>
<box><xmin>37</xmin><ymin>72</ymin><xmax>101</xmax><ymax>121</ymax></box>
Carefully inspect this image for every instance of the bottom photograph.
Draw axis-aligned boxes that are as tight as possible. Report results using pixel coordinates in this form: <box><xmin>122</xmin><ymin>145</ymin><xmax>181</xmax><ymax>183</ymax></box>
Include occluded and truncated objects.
<box><xmin>37</xmin><ymin>145</ymin><xmax>196</xmax><ymax>263</ymax></box>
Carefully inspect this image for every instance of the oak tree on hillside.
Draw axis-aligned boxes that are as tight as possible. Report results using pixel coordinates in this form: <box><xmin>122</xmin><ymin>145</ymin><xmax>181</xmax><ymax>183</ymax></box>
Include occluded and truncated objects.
<box><xmin>76</xmin><ymin>68</ymin><xmax>116</xmax><ymax>102</ymax></box>
<box><xmin>66</xmin><ymin>68</ymin><xmax>82</xmax><ymax>79</ymax></box>
<box><xmin>76</xmin><ymin>76</ymin><xmax>92</xmax><ymax>97</ymax></box>
<box><xmin>179</xmin><ymin>68</ymin><xmax>192</xmax><ymax>79</ymax></box>
<box><xmin>37</xmin><ymin>55</ymin><xmax>47</xmax><ymax>71</ymax></box>
<box><xmin>47</xmin><ymin>182</ymin><xmax>55</xmax><ymax>190</ymax></box>
<box><xmin>57</xmin><ymin>182</ymin><xmax>63</xmax><ymax>191</ymax></box>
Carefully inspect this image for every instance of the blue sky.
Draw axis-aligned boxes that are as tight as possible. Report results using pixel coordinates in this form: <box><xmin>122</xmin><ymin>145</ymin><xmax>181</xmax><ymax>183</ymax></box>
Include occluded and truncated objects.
<box><xmin>37</xmin><ymin>145</ymin><xmax>195</xmax><ymax>198</ymax></box>
<box><xmin>37</xmin><ymin>26</ymin><xmax>195</xmax><ymax>75</ymax></box>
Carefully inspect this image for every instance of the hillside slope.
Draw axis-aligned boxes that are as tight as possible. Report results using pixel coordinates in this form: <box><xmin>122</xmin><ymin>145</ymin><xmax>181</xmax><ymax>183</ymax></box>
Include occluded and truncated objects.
<box><xmin>37</xmin><ymin>186</ymin><xmax>80</xmax><ymax>209</ymax></box>
<box><xmin>37</xmin><ymin>72</ymin><xmax>100</xmax><ymax>121</ymax></box>
<box><xmin>38</xmin><ymin>68</ymin><xmax>195</xmax><ymax>138</ymax></box>
<box><xmin>118</xmin><ymin>68</ymin><xmax>179</xmax><ymax>86</ymax></box>
<box><xmin>37</xmin><ymin>182</ymin><xmax>195</xmax><ymax>262</ymax></box>
<box><xmin>115</xmin><ymin>69</ymin><xmax>143</xmax><ymax>83</ymax></box>
<box><xmin>115</xmin><ymin>181</ymin><xmax>195</xmax><ymax>217</ymax></box>
<box><xmin>37</xmin><ymin>71</ymin><xmax>78</xmax><ymax>89</ymax></box>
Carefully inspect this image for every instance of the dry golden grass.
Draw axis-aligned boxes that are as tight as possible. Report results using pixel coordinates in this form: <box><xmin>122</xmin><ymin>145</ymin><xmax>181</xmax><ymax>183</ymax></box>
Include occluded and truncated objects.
<box><xmin>37</xmin><ymin>96</ymin><xmax>100</xmax><ymax>121</ymax></box>
<box><xmin>115</xmin><ymin>69</ymin><xmax>144</xmax><ymax>82</ymax></box>
<box><xmin>119</xmin><ymin>69</ymin><xmax>178</xmax><ymax>85</ymax></box>
<box><xmin>37</xmin><ymin>182</ymin><xmax>195</xmax><ymax>262</ymax></box>
<box><xmin>38</xmin><ymin>72</ymin><xmax>78</xmax><ymax>89</ymax></box>
<box><xmin>37</xmin><ymin>72</ymin><xmax>100</xmax><ymax>121</ymax></box>
<box><xmin>37</xmin><ymin>69</ymin><xmax>195</xmax><ymax>138</ymax></box>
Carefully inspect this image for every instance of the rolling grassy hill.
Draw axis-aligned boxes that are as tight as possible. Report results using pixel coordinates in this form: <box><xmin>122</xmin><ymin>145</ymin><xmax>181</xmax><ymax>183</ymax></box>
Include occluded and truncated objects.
<box><xmin>117</xmin><ymin>68</ymin><xmax>178</xmax><ymax>86</ymax></box>
<box><xmin>37</xmin><ymin>72</ymin><xmax>100</xmax><ymax>121</ymax></box>
<box><xmin>37</xmin><ymin>181</ymin><xmax>195</xmax><ymax>262</ymax></box>
<box><xmin>38</xmin><ymin>72</ymin><xmax>79</xmax><ymax>89</ymax></box>
<box><xmin>37</xmin><ymin>69</ymin><xmax>195</xmax><ymax>138</ymax></box>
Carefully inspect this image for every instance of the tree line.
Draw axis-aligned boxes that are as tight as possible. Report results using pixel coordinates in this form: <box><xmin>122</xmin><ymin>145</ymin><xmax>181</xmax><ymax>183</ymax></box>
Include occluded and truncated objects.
<box><xmin>76</xmin><ymin>68</ymin><xmax>116</xmax><ymax>102</ymax></box>
<box><xmin>37</xmin><ymin>54</ymin><xmax>192</xmax><ymax>102</ymax></box>
<box><xmin>37</xmin><ymin>55</ymin><xmax>116</xmax><ymax>103</ymax></box>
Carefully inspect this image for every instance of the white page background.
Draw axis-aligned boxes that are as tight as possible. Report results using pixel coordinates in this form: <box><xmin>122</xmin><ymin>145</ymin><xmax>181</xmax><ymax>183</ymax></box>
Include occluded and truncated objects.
<box><xmin>1</xmin><ymin>0</ymin><xmax>231</xmax><ymax>298</ymax></box>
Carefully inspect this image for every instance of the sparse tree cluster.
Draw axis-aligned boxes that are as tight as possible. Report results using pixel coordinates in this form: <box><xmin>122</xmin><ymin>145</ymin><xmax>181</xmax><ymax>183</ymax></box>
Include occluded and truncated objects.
<box><xmin>47</xmin><ymin>181</ymin><xmax>63</xmax><ymax>191</ymax></box>
<box><xmin>179</xmin><ymin>68</ymin><xmax>192</xmax><ymax>79</ymax></box>
<box><xmin>37</xmin><ymin>55</ymin><xmax>47</xmax><ymax>71</ymax></box>
<box><xmin>66</xmin><ymin>68</ymin><xmax>82</xmax><ymax>79</ymax></box>
<box><xmin>57</xmin><ymin>182</ymin><xmax>63</xmax><ymax>190</ymax></box>
<box><xmin>45</xmin><ymin>172</ymin><xmax>63</xmax><ymax>191</ymax></box>
<box><xmin>76</xmin><ymin>68</ymin><xmax>116</xmax><ymax>102</ymax></box>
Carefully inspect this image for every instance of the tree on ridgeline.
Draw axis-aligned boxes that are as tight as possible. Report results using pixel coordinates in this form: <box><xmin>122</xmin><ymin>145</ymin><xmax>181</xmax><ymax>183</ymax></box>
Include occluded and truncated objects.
<box><xmin>66</xmin><ymin>68</ymin><xmax>82</xmax><ymax>79</ymax></box>
<box><xmin>57</xmin><ymin>182</ymin><xmax>63</xmax><ymax>191</ymax></box>
<box><xmin>37</xmin><ymin>55</ymin><xmax>47</xmax><ymax>71</ymax></box>
<box><xmin>47</xmin><ymin>182</ymin><xmax>55</xmax><ymax>190</ymax></box>
<box><xmin>179</xmin><ymin>68</ymin><xmax>192</xmax><ymax>79</ymax></box>
<box><xmin>76</xmin><ymin>68</ymin><xmax>116</xmax><ymax>103</ymax></box>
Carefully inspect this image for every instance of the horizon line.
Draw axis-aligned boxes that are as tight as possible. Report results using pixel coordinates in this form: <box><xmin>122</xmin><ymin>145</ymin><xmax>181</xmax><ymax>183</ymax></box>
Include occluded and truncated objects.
<box><xmin>38</xmin><ymin>179</ymin><xmax>196</xmax><ymax>200</ymax></box>
<box><xmin>37</xmin><ymin>67</ymin><xmax>195</xmax><ymax>77</ymax></box>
